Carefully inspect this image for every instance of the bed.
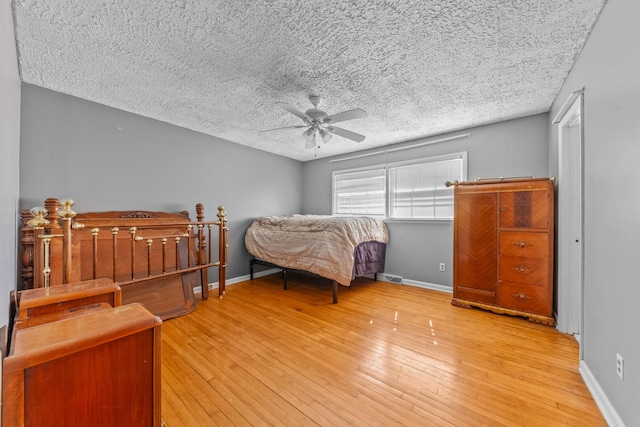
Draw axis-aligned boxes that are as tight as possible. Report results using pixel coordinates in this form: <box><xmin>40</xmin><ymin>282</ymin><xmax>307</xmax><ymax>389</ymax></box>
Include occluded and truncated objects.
<box><xmin>245</xmin><ymin>215</ymin><xmax>388</xmax><ymax>303</ymax></box>
<box><xmin>19</xmin><ymin>197</ymin><xmax>228</xmax><ymax>320</ymax></box>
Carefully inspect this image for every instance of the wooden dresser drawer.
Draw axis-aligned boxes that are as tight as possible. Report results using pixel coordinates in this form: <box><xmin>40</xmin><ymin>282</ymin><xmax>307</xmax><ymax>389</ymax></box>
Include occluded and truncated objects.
<box><xmin>500</xmin><ymin>232</ymin><xmax>548</xmax><ymax>258</ymax></box>
<box><xmin>499</xmin><ymin>256</ymin><xmax>548</xmax><ymax>285</ymax></box>
<box><xmin>499</xmin><ymin>282</ymin><xmax>551</xmax><ymax>315</ymax></box>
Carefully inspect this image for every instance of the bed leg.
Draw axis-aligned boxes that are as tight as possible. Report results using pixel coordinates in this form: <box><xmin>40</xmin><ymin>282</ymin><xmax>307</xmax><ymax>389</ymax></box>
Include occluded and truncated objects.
<box><xmin>283</xmin><ymin>269</ymin><xmax>287</xmax><ymax>290</ymax></box>
<box><xmin>374</xmin><ymin>273</ymin><xmax>378</xmax><ymax>281</ymax></box>
<box><xmin>332</xmin><ymin>281</ymin><xmax>338</xmax><ymax>304</ymax></box>
<box><xmin>250</xmin><ymin>259</ymin><xmax>254</xmax><ymax>280</ymax></box>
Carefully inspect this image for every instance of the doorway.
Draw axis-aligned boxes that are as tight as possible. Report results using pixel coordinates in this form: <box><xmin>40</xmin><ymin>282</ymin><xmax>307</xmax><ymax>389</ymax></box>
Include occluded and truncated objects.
<box><xmin>556</xmin><ymin>93</ymin><xmax>583</xmax><ymax>342</ymax></box>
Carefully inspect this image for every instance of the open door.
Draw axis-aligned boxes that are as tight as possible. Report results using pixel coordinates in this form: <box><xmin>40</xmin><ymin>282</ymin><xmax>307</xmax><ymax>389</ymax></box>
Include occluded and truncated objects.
<box><xmin>556</xmin><ymin>92</ymin><xmax>584</xmax><ymax>343</ymax></box>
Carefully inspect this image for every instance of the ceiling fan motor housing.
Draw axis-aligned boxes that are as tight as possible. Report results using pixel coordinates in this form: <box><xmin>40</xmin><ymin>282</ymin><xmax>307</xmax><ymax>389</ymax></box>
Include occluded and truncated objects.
<box><xmin>304</xmin><ymin>108</ymin><xmax>329</xmax><ymax>123</ymax></box>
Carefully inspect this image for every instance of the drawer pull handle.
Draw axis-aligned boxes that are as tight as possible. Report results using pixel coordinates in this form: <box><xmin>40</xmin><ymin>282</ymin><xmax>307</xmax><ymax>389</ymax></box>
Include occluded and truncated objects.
<box><xmin>512</xmin><ymin>292</ymin><xmax>532</xmax><ymax>302</ymax></box>
<box><xmin>500</xmin><ymin>206</ymin><xmax>507</xmax><ymax>212</ymax></box>
<box><xmin>513</xmin><ymin>240</ymin><xmax>532</xmax><ymax>249</ymax></box>
<box><xmin>512</xmin><ymin>265</ymin><xmax>531</xmax><ymax>274</ymax></box>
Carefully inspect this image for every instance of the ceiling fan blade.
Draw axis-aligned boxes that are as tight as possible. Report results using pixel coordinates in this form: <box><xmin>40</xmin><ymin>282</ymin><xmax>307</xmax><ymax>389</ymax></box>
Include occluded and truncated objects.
<box><xmin>327</xmin><ymin>126</ymin><xmax>366</xmax><ymax>143</ymax></box>
<box><xmin>259</xmin><ymin>125</ymin><xmax>307</xmax><ymax>134</ymax></box>
<box><xmin>325</xmin><ymin>108</ymin><xmax>367</xmax><ymax>124</ymax></box>
<box><xmin>275</xmin><ymin>102</ymin><xmax>312</xmax><ymax>122</ymax></box>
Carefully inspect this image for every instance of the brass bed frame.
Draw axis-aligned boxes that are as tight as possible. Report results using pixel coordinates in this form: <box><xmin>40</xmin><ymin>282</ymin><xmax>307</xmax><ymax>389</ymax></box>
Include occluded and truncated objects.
<box><xmin>19</xmin><ymin>198</ymin><xmax>228</xmax><ymax>320</ymax></box>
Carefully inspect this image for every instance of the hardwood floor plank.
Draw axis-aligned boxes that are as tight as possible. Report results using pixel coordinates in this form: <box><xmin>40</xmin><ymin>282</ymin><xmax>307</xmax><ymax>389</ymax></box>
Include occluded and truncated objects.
<box><xmin>161</xmin><ymin>274</ymin><xmax>606</xmax><ymax>426</ymax></box>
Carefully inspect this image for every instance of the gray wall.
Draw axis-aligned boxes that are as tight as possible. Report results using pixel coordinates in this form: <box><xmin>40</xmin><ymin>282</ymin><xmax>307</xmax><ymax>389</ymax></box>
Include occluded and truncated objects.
<box><xmin>19</xmin><ymin>84</ymin><xmax>303</xmax><ymax>281</ymax></box>
<box><xmin>0</xmin><ymin>0</ymin><xmax>21</xmax><ymax>330</ymax></box>
<box><xmin>549</xmin><ymin>0</ymin><xmax>639</xmax><ymax>423</ymax></box>
<box><xmin>302</xmin><ymin>113</ymin><xmax>549</xmax><ymax>286</ymax></box>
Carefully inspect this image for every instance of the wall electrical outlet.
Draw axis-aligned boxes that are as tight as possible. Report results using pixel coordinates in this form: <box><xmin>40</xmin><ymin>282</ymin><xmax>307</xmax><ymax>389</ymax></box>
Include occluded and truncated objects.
<box><xmin>616</xmin><ymin>353</ymin><xmax>624</xmax><ymax>380</ymax></box>
<box><xmin>439</xmin><ymin>263</ymin><xmax>446</xmax><ymax>272</ymax></box>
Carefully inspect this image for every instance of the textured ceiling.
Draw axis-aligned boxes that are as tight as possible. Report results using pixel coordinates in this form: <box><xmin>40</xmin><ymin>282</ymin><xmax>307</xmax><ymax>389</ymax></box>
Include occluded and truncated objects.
<box><xmin>13</xmin><ymin>0</ymin><xmax>606</xmax><ymax>161</ymax></box>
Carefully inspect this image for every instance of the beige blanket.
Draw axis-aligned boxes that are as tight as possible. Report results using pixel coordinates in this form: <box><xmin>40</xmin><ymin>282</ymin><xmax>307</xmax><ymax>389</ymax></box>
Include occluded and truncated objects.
<box><xmin>245</xmin><ymin>215</ymin><xmax>388</xmax><ymax>287</ymax></box>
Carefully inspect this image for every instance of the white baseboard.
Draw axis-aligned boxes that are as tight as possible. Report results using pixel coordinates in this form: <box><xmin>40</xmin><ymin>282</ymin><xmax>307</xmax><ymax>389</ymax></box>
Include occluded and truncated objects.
<box><xmin>195</xmin><ymin>273</ymin><xmax>452</xmax><ymax>296</ymax></box>
<box><xmin>194</xmin><ymin>268</ymin><xmax>280</xmax><ymax>295</ymax></box>
<box><xmin>402</xmin><ymin>279</ymin><xmax>453</xmax><ymax>294</ymax></box>
<box><xmin>579</xmin><ymin>360</ymin><xmax>625</xmax><ymax>427</ymax></box>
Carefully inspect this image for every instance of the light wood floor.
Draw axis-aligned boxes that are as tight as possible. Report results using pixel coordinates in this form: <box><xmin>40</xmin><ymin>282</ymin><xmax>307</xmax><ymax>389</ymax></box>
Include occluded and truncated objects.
<box><xmin>161</xmin><ymin>273</ymin><xmax>606</xmax><ymax>426</ymax></box>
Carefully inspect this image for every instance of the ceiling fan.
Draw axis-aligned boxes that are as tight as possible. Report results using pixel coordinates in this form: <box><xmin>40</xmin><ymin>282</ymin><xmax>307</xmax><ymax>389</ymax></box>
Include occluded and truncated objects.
<box><xmin>260</xmin><ymin>96</ymin><xmax>368</xmax><ymax>149</ymax></box>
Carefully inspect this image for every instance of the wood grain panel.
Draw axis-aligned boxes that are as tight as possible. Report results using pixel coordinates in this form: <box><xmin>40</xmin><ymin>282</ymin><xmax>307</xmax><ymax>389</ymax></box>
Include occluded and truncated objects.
<box><xmin>24</xmin><ymin>331</ymin><xmax>155</xmax><ymax>426</ymax></box>
<box><xmin>454</xmin><ymin>191</ymin><xmax>498</xmax><ymax>301</ymax></box>
<box><xmin>500</xmin><ymin>190</ymin><xmax>551</xmax><ymax>230</ymax></box>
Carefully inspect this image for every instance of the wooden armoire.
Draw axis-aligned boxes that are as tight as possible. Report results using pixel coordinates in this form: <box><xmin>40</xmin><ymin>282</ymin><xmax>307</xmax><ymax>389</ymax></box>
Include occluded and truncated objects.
<box><xmin>450</xmin><ymin>177</ymin><xmax>555</xmax><ymax>326</ymax></box>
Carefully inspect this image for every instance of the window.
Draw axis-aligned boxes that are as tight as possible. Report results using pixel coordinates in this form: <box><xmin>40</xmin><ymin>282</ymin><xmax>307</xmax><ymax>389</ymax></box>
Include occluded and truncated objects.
<box><xmin>332</xmin><ymin>152</ymin><xmax>466</xmax><ymax>220</ymax></box>
<box><xmin>389</xmin><ymin>154</ymin><xmax>465</xmax><ymax>219</ymax></box>
<box><xmin>333</xmin><ymin>168</ymin><xmax>386</xmax><ymax>216</ymax></box>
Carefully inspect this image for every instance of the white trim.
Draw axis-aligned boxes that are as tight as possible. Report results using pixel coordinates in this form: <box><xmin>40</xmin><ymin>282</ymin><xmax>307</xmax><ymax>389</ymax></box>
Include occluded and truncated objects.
<box><xmin>386</xmin><ymin>133</ymin><xmax>471</xmax><ymax>153</ymax></box>
<box><xmin>328</xmin><ymin>133</ymin><xmax>470</xmax><ymax>163</ymax></box>
<box><xmin>387</xmin><ymin>151</ymin><xmax>467</xmax><ymax>169</ymax></box>
<box><xmin>195</xmin><ymin>274</ymin><xmax>452</xmax><ymax>296</ymax></box>
<box><xmin>552</xmin><ymin>88</ymin><xmax>584</xmax><ymax>124</ymax></box>
<box><xmin>328</xmin><ymin>150</ymin><xmax>386</xmax><ymax>163</ymax></box>
<box><xmin>579</xmin><ymin>360</ymin><xmax>626</xmax><ymax>427</ymax></box>
<box><xmin>193</xmin><ymin>268</ymin><xmax>280</xmax><ymax>295</ymax></box>
<box><xmin>402</xmin><ymin>279</ymin><xmax>453</xmax><ymax>294</ymax></box>
<box><xmin>556</xmin><ymin>92</ymin><xmax>584</xmax><ymax>343</ymax></box>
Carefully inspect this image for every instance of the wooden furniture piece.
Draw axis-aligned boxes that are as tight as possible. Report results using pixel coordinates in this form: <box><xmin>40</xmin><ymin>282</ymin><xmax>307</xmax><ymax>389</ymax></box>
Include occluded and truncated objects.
<box><xmin>20</xmin><ymin>198</ymin><xmax>228</xmax><ymax>320</ymax></box>
<box><xmin>17</xmin><ymin>277</ymin><xmax>120</xmax><ymax>320</ymax></box>
<box><xmin>3</xmin><ymin>303</ymin><xmax>162</xmax><ymax>427</ymax></box>
<box><xmin>13</xmin><ymin>278</ymin><xmax>121</xmax><ymax>331</ymax></box>
<box><xmin>449</xmin><ymin>178</ymin><xmax>555</xmax><ymax>326</ymax></box>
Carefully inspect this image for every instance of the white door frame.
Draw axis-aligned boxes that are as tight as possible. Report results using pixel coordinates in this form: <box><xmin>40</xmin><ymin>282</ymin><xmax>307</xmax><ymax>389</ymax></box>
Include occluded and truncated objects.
<box><xmin>555</xmin><ymin>91</ymin><xmax>584</xmax><ymax>346</ymax></box>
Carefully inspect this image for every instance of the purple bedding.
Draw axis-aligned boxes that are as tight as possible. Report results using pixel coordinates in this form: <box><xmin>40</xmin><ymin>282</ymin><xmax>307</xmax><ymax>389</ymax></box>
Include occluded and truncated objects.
<box><xmin>352</xmin><ymin>241</ymin><xmax>387</xmax><ymax>279</ymax></box>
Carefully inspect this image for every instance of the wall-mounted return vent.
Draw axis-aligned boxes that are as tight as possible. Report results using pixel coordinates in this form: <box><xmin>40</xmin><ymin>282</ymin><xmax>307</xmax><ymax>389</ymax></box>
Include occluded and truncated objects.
<box><xmin>381</xmin><ymin>273</ymin><xmax>403</xmax><ymax>284</ymax></box>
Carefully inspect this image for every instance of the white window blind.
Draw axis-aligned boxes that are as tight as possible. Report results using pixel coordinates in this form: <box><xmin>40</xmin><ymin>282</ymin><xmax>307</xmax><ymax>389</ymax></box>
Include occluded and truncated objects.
<box><xmin>333</xmin><ymin>168</ymin><xmax>386</xmax><ymax>216</ymax></box>
<box><xmin>389</xmin><ymin>156</ymin><xmax>463</xmax><ymax>219</ymax></box>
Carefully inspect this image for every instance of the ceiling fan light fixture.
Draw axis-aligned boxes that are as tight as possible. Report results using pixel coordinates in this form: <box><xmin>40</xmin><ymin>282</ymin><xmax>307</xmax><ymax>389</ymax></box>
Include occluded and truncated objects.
<box><xmin>303</xmin><ymin>127</ymin><xmax>314</xmax><ymax>138</ymax></box>
<box><xmin>303</xmin><ymin>128</ymin><xmax>316</xmax><ymax>149</ymax></box>
<box><xmin>319</xmin><ymin>129</ymin><xmax>332</xmax><ymax>143</ymax></box>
